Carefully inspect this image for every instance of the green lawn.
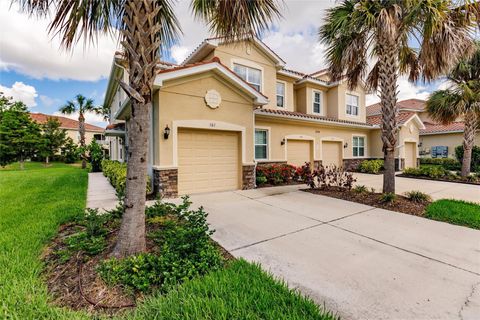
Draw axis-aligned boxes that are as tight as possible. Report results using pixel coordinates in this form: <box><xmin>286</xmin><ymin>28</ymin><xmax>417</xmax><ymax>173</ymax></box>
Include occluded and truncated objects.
<box><xmin>1</xmin><ymin>163</ymin><xmax>336</xmax><ymax>320</ymax></box>
<box><xmin>425</xmin><ymin>199</ymin><xmax>480</xmax><ymax>229</ymax></box>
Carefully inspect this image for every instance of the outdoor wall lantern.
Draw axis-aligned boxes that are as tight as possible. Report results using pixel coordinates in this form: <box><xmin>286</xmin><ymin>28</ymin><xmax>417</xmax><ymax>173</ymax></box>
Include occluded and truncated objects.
<box><xmin>343</xmin><ymin>142</ymin><xmax>348</xmax><ymax>148</ymax></box>
<box><xmin>418</xmin><ymin>142</ymin><xmax>423</xmax><ymax>148</ymax></box>
<box><xmin>163</xmin><ymin>125</ymin><xmax>170</xmax><ymax>139</ymax></box>
<box><xmin>281</xmin><ymin>138</ymin><xmax>285</xmax><ymax>146</ymax></box>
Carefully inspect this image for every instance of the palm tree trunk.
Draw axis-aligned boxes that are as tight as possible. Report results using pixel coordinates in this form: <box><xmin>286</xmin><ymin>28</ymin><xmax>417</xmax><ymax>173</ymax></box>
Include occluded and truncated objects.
<box><xmin>378</xmin><ymin>40</ymin><xmax>399</xmax><ymax>194</ymax></box>
<box><xmin>461</xmin><ymin>111</ymin><xmax>477</xmax><ymax>177</ymax></box>
<box><xmin>79</xmin><ymin>113</ymin><xmax>86</xmax><ymax>169</ymax></box>
<box><xmin>112</xmin><ymin>0</ymin><xmax>159</xmax><ymax>258</ymax></box>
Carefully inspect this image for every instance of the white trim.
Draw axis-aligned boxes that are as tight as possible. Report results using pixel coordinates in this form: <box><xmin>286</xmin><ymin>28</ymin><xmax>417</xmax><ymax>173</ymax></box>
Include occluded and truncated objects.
<box><xmin>296</xmin><ymin>77</ymin><xmax>337</xmax><ymax>87</ymax></box>
<box><xmin>401</xmin><ymin>113</ymin><xmax>426</xmax><ymax>130</ymax></box>
<box><xmin>319</xmin><ymin>137</ymin><xmax>345</xmax><ymax>161</ymax></box>
<box><xmin>276</xmin><ymin>80</ymin><xmax>287</xmax><ymax>108</ymax></box>
<box><xmin>254</xmin><ymin>126</ymin><xmax>270</xmax><ymax>160</ymax></box>
<box><xmin>352</xmin><ymin>134</ymin><xmax>368</xmax><ymax>158</ymax></box>
<box><xmin>277</xmin><ymin>69</ymin><xmax>303</xmax><ymax>80</ymax></box>
<box><xmin>172</xmin><ymin>120</ymin><xmax>247</xmax><ymax>167</ymax></box>
<box><xmin>231</xmin><ymin>59</ymin><xmax>264</xmax><ymax>94</ymax></box>
<box><xmin>312</xmin><ymin>90</ymin><xmax>323</xmax><ymax>115</ymax></box>
<box><xmin>284</xmin><ymin>135</ymin><xmax>316</xmax><ymax>162</ymax></box>
<box><xmin>154</xmin><ymin>62</ymin><xmax>269</xmax><ymax>105</ymax></box>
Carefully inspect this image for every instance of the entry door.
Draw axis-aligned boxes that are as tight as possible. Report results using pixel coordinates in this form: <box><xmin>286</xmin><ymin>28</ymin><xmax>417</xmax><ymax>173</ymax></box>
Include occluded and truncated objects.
<box><xmin>287</xmin><ymin>140</ymin><xmax>312</xmax><ymax>167</ymax></box>
<box><xmin>178</xmin><ymin>129</ymin><xmax>240</xmax><ymax>195</ymax></box>
<box><xmin>404</xmin><ymin>142</ymin><xmax>416</xmax><ymax>169</ymax></box>
<box><xmin>322</xmin><ymin>141</ymin><xmax>342</xmax><ymax>167</ymax></box>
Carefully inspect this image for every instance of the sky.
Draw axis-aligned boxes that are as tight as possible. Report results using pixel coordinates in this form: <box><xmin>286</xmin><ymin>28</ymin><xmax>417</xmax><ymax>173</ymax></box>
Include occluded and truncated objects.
<box><xmin>0</xmin><ymin>0</ymin><xmax>444</xmax><ymax>128</ymax></box>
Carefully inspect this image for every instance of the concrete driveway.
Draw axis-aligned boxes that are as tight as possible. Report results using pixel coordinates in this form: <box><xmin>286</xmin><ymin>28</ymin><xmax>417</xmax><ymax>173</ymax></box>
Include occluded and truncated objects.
<box><xmin>182</xmin><ymin>186</ymin><xmax>480</xmax><ymax>320</ymax></box>
<box><xmin>353</xmin><ymin>173</ymin><xmax>480</xmax><ymax>203</ymax></box>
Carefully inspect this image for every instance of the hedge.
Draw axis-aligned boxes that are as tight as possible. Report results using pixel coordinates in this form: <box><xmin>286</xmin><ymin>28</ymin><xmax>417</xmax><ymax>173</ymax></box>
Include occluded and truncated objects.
<box><xmin>358</xmin><ymin>159</ymin><xmax>384</xmax><ymax>174</ymax></box>
<box><xmin>419</xmin><ymin>157</ymin><xmax>461</xmax><ymax>170</ymax></box>
<box><xmin>102</xmin><ymin>160</ymin><xmax>151</xmax><ymax>195</ymax></box>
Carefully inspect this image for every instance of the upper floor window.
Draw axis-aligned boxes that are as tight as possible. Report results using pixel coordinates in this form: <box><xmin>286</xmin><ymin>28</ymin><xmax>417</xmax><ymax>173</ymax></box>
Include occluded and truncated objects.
<box><xmin>276</xmin><ymin>82</ymin><xmax>285</xmax><ymax>108</ymax></box>
<box><xmin>313</xmin><ymin>91</ymin><xmax>322</xmax><ymax>114</ymax></box>
<box><xmin>353</xmin><ymin>136</ymin><xmax>365</xmax><ymax>157</ymax></box>
<box><xmin>233</xmin><ymin>63</ymin><xmax>262</xmax><ymax>92</ymax></box>
<box><xmin>255</xmin><ymin>129</ymin><xmax>268</xmax><ymax>160</ymax></box>
<box><xmin>346</xmin><ymin>94</ymin><xmax>359</xmax><ymax>116</ymax></box>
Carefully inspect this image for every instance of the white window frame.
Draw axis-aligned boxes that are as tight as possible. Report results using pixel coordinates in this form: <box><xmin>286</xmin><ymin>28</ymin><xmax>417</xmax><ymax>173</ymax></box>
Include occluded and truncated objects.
<box><xmin>352</xmin><ymin>135</ymin><xmax>366</xmax><ymax>158</ymax></box>
<box><xmin>346</xmin><ymin>93</ymin><xmax>359</xmax><ymax>117</ymax></box>
<box><xmin>233</xmin><ymin>63</ymin><xmax>262</xmax><ymax>92</ymax></box>
<box><xmin>276</xmin><ymin>81</ymin><xmax>286</xmax><ymax>108</ymax></box>
<box><xmin>312</xmin><ymin>90</ymin><xmax>322</xmax><ymax>115</ymax></box>
<box><xmin>254</xmin><ymin>128</ymin><xmax>269</xmax><ymax>160</ymax></box>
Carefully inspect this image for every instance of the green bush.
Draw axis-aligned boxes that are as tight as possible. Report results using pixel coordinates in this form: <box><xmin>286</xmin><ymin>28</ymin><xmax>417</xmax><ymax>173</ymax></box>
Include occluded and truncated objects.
<box><xmin>455</xmin><ymin>145</ymin><xmax>480</xmax><ymax>172</ymax></box>
<box><xmin>256</xmin><ymin>175</ymin><xmax>267</xmax><ymax>186</ymax></box>
<box><xmin>404</xmin><ymin>190</ymin><xmax>432</xmax><ymax>203</ymax></box>
<box><xmin>101</xmin><ymin>159</ymin><xmax>151</xmax><ymax>196</ymax></box>
<box><xmin>358</xmin><ymin>159</ymin><xmax>384</xmax><ymax>174</ymax></box>
<box><xmin>352</xmin><ymin>185</ymin><xmax>368</xmax><ymax>194</ymax></box>
<box><xmin>86</xmin><ymin>140</ymin><xmax>104</xmax><ymax>172</ymax></box>
<box><xmin>419</xmin><ymin>157</ymin><xmax>461</xmax><ymax>170</ymax></box>
<box><xmin>404</xmin><ymin>166</ymin><xmax>447</xmax><ymax>178</ymax></box>
<box><xmin>98</xmin><ymin>196</ymin><xmax>224</xmax><ymax>293</ymax></box>
<box><xmin>379</xmin><ymin>192</ymin><xmax>396</xmax><ymax>204</ymax></box>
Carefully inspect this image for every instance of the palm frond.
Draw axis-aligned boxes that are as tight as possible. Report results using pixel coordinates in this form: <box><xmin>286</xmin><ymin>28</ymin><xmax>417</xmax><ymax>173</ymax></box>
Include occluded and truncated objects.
<box><xmin>59</xmin><ymin>101</ymin><xmax>76</xmax><ymax>115</ymax></box>
<box><xmin>13</xmin><ymin>0</ymin><xmax>50</xmax><ymax>15</ymax></box>
<box><xmin>191</xmin><ymin>0</ymin><xmax>283</xmax><ymax>43</ymax></box>
<box><xmin>426</xmin><ymin>89</ymin><xmax>464</xmax><ymax>124</ymax></box>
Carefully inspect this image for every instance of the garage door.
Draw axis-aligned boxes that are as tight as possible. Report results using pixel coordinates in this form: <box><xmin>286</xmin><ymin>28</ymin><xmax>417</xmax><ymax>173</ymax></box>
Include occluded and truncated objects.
<box><xmin>287</xmin><ymin>140</ymin><xmax>312</xmax><ymax>167</ymax></box>
<box><xmin>178</xmin><ymin>129</ymin><xmax>240</xmax><ymax>195</ymax></box>
<box><xmin>404</xmin><ymin>142</ymin><xmax>416</xmax><ymax>169</ymax></box>
<box><xmin>322</xmin><ymin>141</ymin><xmax>342</xmax><ymax>167</ymax></box>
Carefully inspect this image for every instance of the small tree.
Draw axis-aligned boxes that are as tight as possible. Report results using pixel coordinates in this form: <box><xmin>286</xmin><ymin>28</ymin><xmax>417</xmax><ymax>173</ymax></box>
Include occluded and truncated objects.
<box><xmin>0</xmin><ymin>95</ymin><xmax>41</xmax><ymax>169</ymax></box>
<box><xmin>61</xmin><ymin>137</ymin><xmax>79</xmax><ymax>164</ymax></box>
<box><xmin>39</xmin><ymin>117</ymin><xmax>67</xmax><ymax>165</ymax></box>
<box><xmin>86</xmin><ymin>140</ymin><xmax>104</xmax><ymax>172</ymax></box>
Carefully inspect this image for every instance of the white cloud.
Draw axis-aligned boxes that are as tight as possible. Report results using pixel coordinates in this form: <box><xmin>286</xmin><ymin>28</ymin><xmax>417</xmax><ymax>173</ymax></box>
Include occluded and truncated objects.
<box><xmin>53</xmin><ymin>111</ymin><xmax>107</xmax><ymax>128</ymax></box>
<box><xmin>0</xmin><ymin>2</ymin><xmax>119</xmax><ymax>81</ymax></box>
<box><xmin>170</xmin><ymin>45</ymin><xmax>191</xmax><ymax>64</ymax></box>
<box><xmin>0</xmin><ymin>81</ymin><xmax>38</xmax><ymax>107</ymax></box>
<box><xmin>39</xmin><ymin>95</ymin><xmax>60</xmax><ymax>107</ymax></box>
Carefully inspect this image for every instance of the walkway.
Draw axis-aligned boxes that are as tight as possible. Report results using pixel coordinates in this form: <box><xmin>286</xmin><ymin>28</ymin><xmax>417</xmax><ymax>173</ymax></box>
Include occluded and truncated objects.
<box><xmin>86</xmin><ymin>172</ymin><xmax>118</xmax><ymax>212</ymax></box>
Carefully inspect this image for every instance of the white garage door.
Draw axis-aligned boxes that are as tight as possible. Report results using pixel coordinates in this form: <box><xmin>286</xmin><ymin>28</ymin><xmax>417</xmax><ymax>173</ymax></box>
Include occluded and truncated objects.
<box><xmin>404</xmin><ymin>142</ymin><xmax>416</xmax><ymax>169</ymax></box>
<box><xmin>178</xmin><ymin>129</ymin><xmax>240</xmax><ymax>195</ymax></box>
<box><xmin>287</xmin><ymin>140</ymin><xmax>312</xmax><ymax>167</ymax></box>
<box><xmin>322</xmin><ymin>141</ymin><xmax>342</xmax><ymax>168</ymax></box>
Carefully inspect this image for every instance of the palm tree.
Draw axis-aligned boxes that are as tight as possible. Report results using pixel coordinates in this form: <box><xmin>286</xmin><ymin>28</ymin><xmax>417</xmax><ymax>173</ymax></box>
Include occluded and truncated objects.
<box><xmin>59</xmin><ymin>94</ymin><xmax>98</xmax><ymax>169</ymax></box>
<box><xmin>15</xmin><ymin>0</ymin><xmax>282</xmax><ymax>258</ymax></box>
<box><xmin>426</xmin><ymin>42</ymin><xmax>480</xmax><ymax>177</ymax></box>
<box><xmin>319</xmin><ymin>0</ymin><xmax>477</xmax><ymax>193</ymax></box>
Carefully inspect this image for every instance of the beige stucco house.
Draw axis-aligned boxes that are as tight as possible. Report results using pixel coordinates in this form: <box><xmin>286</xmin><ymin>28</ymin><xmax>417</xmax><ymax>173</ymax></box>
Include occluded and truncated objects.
<box><xmin>367</xmin><ymin>99</ymin><xmax>479</xmax><ymax>159</ymax></box>
<box><xmin>104</xmin><ymin>37</ymin><xmax>424</xmax><ymax>198</ymax></box>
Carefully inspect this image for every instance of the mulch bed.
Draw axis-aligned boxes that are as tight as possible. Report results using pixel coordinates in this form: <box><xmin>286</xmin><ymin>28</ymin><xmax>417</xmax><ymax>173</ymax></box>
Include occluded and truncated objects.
<box><xmin>256</xmin><ymin>181</ymin><xmax>303</xmax><ymax>188</ymax></box>
<box><xmin>397</xmin><ymin>174</ymin><xmax>480</xmax><ymax>185</ymax></box>
<box><xmin>41</xmin><ymin>218</ymin><xmax>233</xmax><ymax>315</ymax></box>
<box><xmin>304</xmin><ymin>187</ymin><xmax>429</xmax><ymax>216</ymax></box>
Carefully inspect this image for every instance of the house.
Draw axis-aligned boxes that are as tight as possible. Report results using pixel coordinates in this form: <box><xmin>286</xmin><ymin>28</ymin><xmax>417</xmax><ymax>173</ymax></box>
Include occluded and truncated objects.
<box><xmin>103</xmin><ymin>37</ymin><xmax>424</xmax><ymax>198</ymax></box>
<box><xmin>367</xmin><ymin>99</ymin><xmax>480</xmax><ymax>159</ymax></box>
<box><xmin>30</xmin><ymin>112</ymin><xmax>106</xmax><ymax>146</ymax></box>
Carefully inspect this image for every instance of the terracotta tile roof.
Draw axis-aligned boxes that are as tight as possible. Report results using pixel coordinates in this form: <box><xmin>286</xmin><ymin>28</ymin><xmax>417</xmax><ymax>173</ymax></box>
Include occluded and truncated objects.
<box><xmin>279</xmin><ymin>68</ymin><xmax>306</xmax><ymax>78</ymax></box>
<box><xmin>309</xmin><ymin>68</ymin><xmax>329</xmax><ymax>77</ymax></box>
<box><xmin>420</xmin><ymin>121</ymin><xmax>465</xmax><ymax>134</ymax></box>
<box><xmin>256</xmin><ymin>108</ymin><xmax>373</xmax><ymax>127</ymax></box>
<box><xmin>157</xmin><ymin>57</ymin><xmax>269</xmax><ymax>99</ymax></box>
<box><xmin>366</xmin><ymin>112</ymin><xmax>416</xmax><ymax>126</ymax></box>
<box><xmin>29</xmin><ymin>113</ymin><xmax>104</xmax><ymax>132</ymax></box>
<box><xmin>367</xmin><ymin>99</ymin><xmax>426</xmax><ymax>116</ymax></box>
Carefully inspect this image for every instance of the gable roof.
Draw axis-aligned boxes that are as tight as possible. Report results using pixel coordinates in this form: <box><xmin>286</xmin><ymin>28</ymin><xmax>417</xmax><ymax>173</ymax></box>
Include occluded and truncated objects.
<box><xmin>366</xmin><ymin>111</ymin><xmax>425</xmax><ymax>129</ymax></box>
<box><xmin>367</xmin><ymin>99</ymin><xmax>426</xmax><ymax>116</ymax></box>
<box><xmin>30</xmin><ymin>113</ymin><xmax>104</xmax><ymax>132</ymax></box>
<box><xmin>256</xmin><ymin>108</ymin><xmax>374</xmax><ymax>128</ymax></box>
<box><xmin>420</xmin><ymin>122</ymin><xmax>465</xmax><ymax>135</ymax></box>
<box><xmin>182</xmin><ymin>36</ymin><xmax>286</xmax><ymax>68</ymax></box>
<box><xmin>154</xmin><ymin>57</ymin><xmax>269</xmax><ymax>105</ymax></box>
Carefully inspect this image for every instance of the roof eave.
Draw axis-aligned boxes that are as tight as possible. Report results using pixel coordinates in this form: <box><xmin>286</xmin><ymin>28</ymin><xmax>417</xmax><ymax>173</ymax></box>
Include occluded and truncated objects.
<box><xmin>420</xmin><ymin>130</ymin><xmax>464</xmax><ymax>135</ymax></box>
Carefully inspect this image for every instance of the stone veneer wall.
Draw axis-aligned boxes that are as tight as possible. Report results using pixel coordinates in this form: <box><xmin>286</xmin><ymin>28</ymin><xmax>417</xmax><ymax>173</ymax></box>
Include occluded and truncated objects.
<box><xmin>153</xmin><ymin>168</ymin><xmax>178</xmax><ymax>198</ymax></box>
<box><xmin>242</xmin><ymin>165</ymin><xmax>255</xmax><ymax>190</ymax></box>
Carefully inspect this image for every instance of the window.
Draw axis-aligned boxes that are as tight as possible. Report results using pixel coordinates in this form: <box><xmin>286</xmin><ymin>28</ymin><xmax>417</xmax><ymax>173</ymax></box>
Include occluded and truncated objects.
<box><xmin>353</xmin><ymin>136</ymin><xmax>365</xmax><ymax>157</ymax></box>
<box><xmin>276</xmin><ymin>82</ymin><xmax>285</xmax><ymax>107</ymax></box>
<box><xmin>233</xmin><ymin>63</ymin><xmax>262</xmax><ymax>91</ymax></box>
<box><xmin>313</xmin><ymin>91</ymin><xmax>322</xmax><ymax>114</ymax></box>
<box><xmin>255</xmin><ymin>129</ymin><xmax>268</xmax><ymax>160</ymax></box>
<box><xmin>346</xmin><ymin>94</ymin><xmax>359</xmax><ymax>116</ymax></box>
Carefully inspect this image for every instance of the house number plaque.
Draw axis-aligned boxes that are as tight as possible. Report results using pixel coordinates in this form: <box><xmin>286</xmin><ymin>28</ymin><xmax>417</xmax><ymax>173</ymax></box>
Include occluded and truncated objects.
<box><xmin>205</xmin><ymin>89</ymin><xmax>222</xmax><ymax>109</ymax></box>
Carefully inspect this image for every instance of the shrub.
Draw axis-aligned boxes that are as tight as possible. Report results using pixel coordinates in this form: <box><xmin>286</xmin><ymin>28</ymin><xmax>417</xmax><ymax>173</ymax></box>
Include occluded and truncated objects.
<box><xmin>358</xmin><ymin>159</ymin><xmax>384</xmax><ymax>174</ymax></box>
<box><xmin>404</xmin><ymin>190</ymin><xmax>432</xmax><ymax>203</ymax></box>
<box><xmin>98</xmin><ymin>196</ymin><xmax>224</xmax><ymax>293</ymax></box>
<box><xmin>255</xmin><ymin>164</ymin><xmax>297</xmax><ymax>185</ymax></box>
<box><xmin>352</xmin><ymin>185</ymin><xmax>368</xmax><ymax>194</ymax></box>
<box><xmin>419</xmin><ymin>157</ymin><xmax>461</xmax><ymax>170</ymax></box>
<box><xmin>256</xmin><ymin>175</ymin><xmax>267</xmax><ymax>186</ymax></box>
<box><xmin>302</xmin><ymin>163</ymin><xmax>356</xmax><ymax>190</ymax></box>
<box><xmin>86</xmin><ymin>140</ymin><xmax>104</xmax><ymax>172</ymax></box>
<box><xmin>101</xmin><ymin>159</ymin><xmax>151</xmax><ymax>196</ymax></box>
<box><xmin>379</xmin><ymin>192</ymin><xmax>396</xmax><ymax>204</ymax></box>
<box><xmin>404</xmin><ymin>166</ymin><xmax>446</xmax><ymax>178</ymax></box>
<box><xmin>455</xmin><ymin>145</ymin><xmax>480</xmax><ymax>172</ymax></box>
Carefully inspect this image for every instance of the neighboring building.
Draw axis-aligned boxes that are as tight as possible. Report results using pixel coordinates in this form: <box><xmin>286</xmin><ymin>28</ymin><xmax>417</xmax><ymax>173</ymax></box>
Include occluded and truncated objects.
<box><xmin>104</xmin><ymin>37</ymin><xmax>424</xmax><ymax>198</ymax></box>
<box><xmin>367</xmin><ymin>99</ymin><xmax>480</xmax><ymax>159</ymax></box>
<box><xmin>30</xmin><ymin>112</ymin><xmax>106</xmax><ymax>146</ymax></box>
